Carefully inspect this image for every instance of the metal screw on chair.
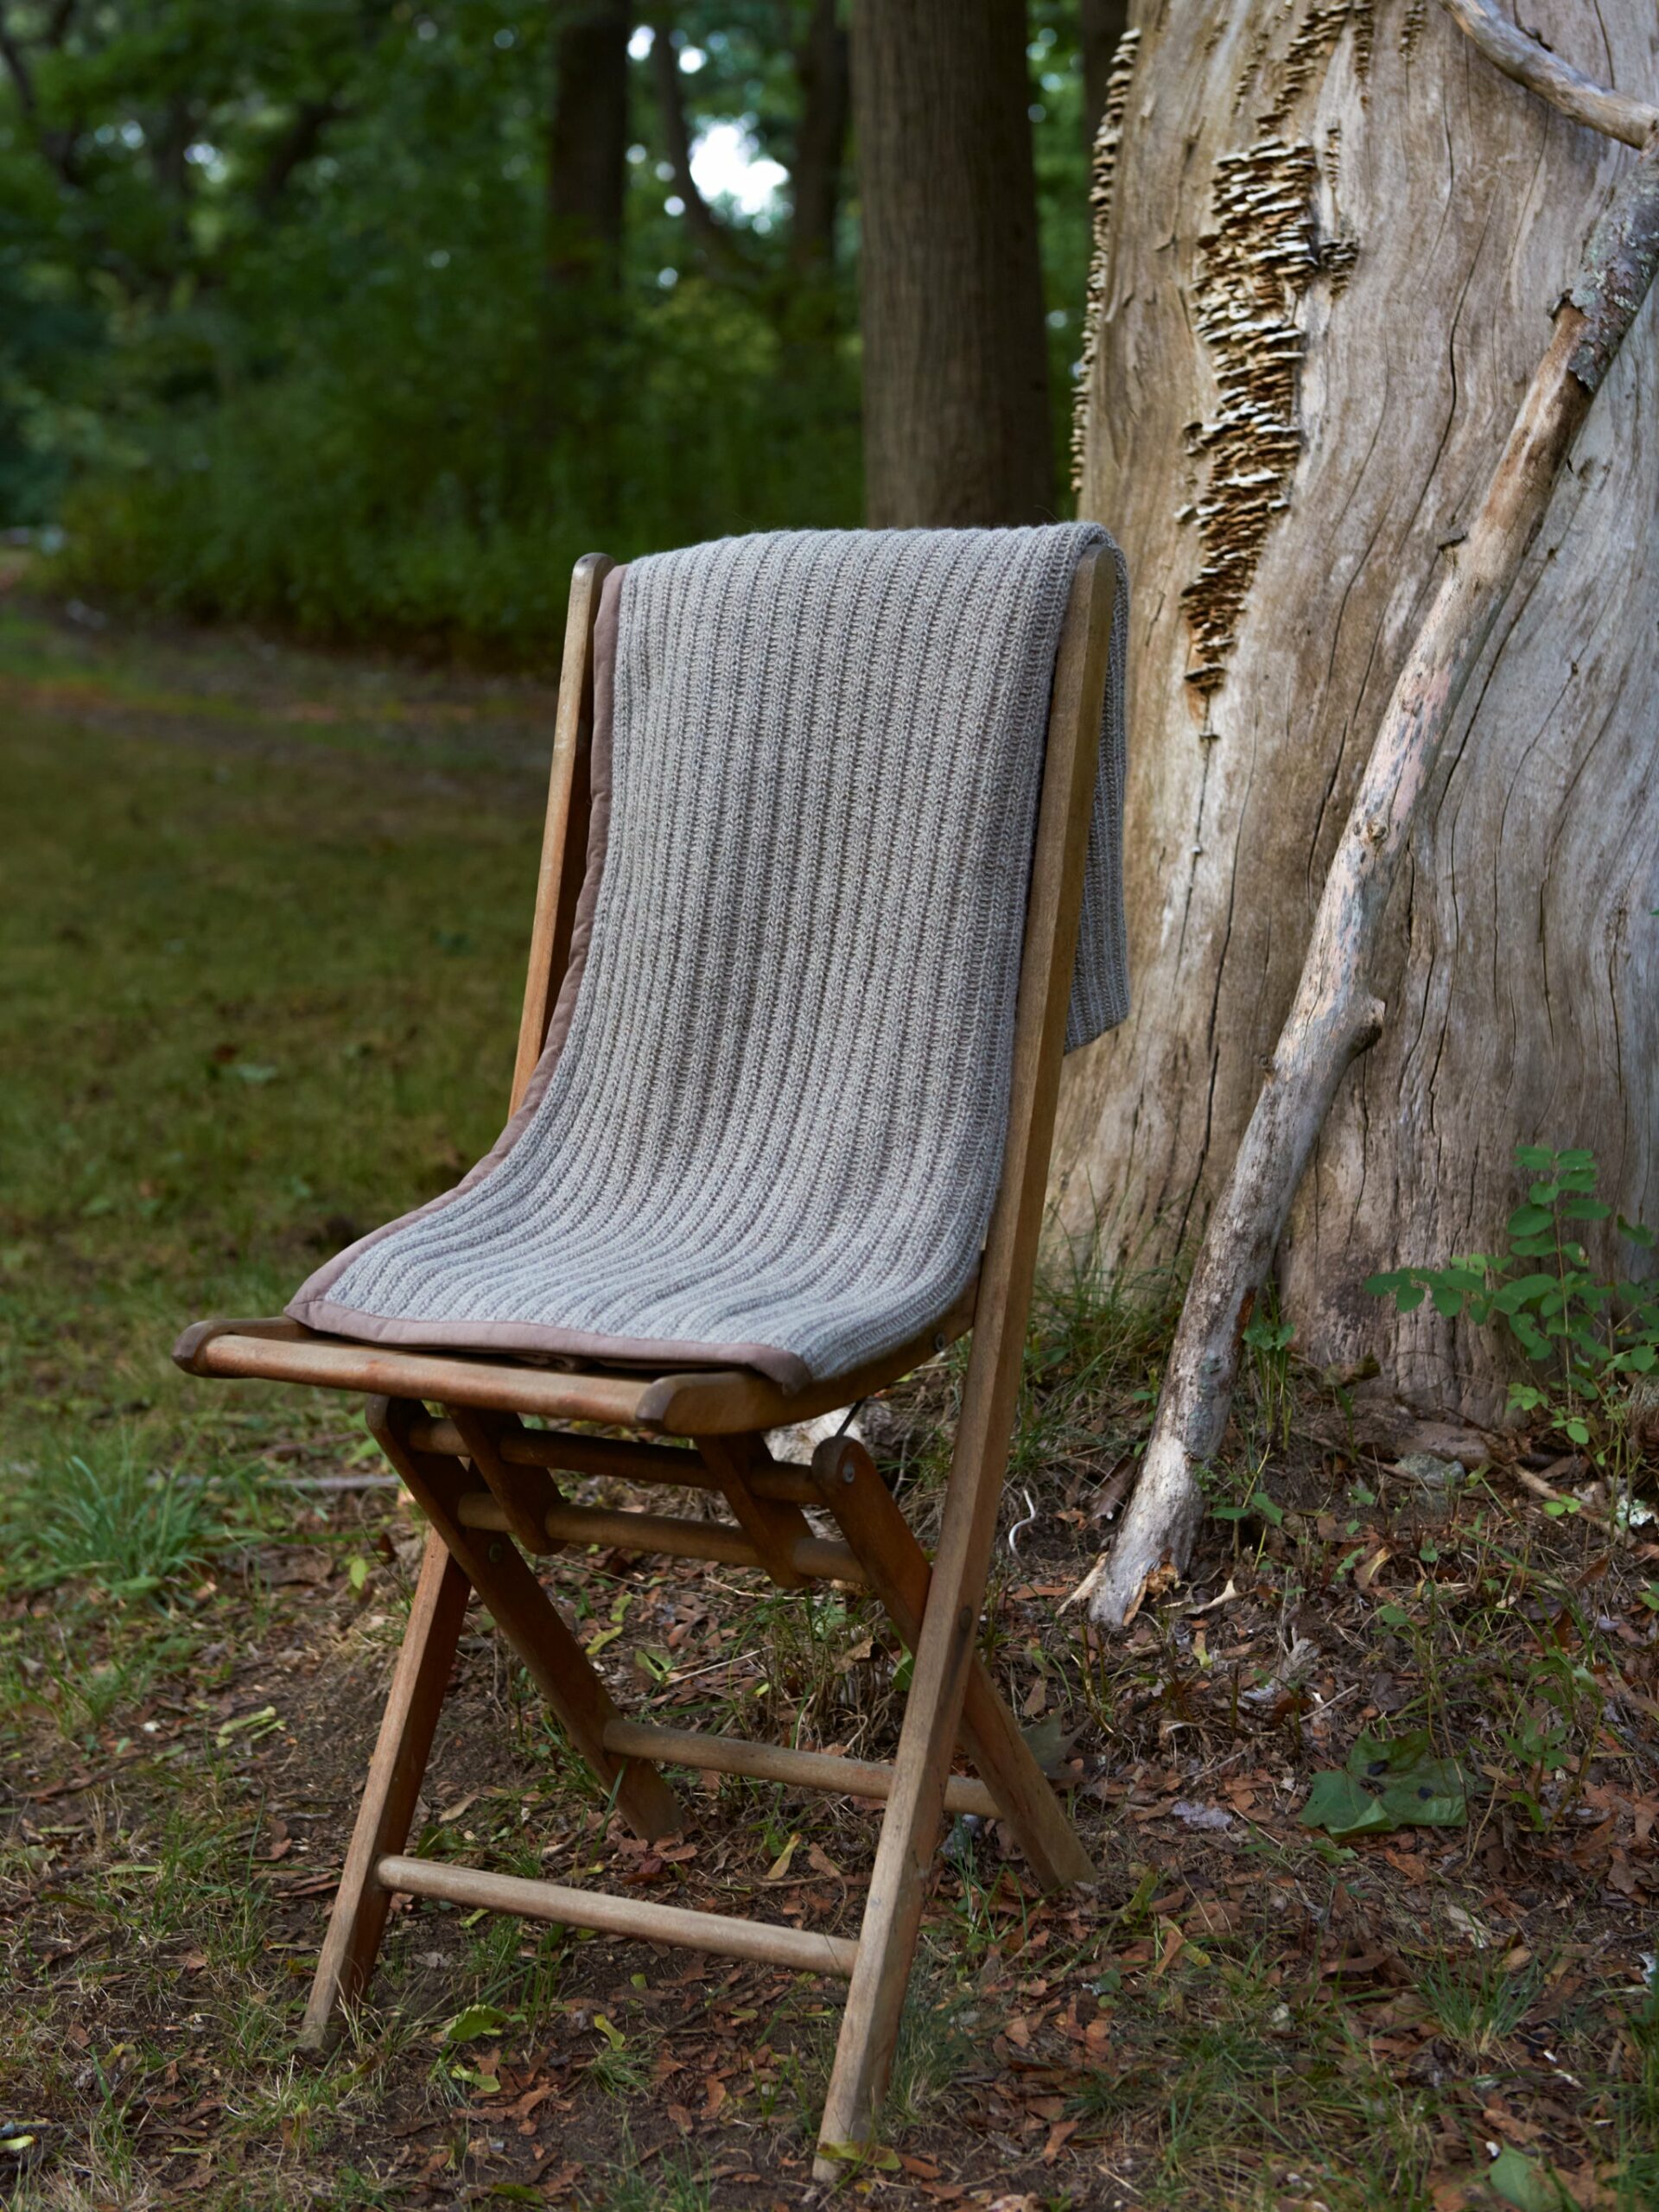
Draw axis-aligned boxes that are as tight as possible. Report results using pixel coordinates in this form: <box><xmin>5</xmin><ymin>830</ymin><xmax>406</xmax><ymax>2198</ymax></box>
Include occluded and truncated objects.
<box><xmin>840</xmin><ymin>1453</ymin><xmax>855</xmax><ymax>1484</ymax></box>
<box><xmin>487</xmin><ymin>1541</ymin><xmax>505</xmax><ymax>1562</ymax></box>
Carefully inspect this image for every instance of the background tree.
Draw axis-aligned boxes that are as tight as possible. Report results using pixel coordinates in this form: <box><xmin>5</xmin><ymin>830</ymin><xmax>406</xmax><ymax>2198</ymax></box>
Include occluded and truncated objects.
<box><xmin>1056</xmin><ymin>0</ymin><xmax>1659</xmax><ymax>1431</ymax></box>
<box><xmin>1077</xmin><ymin>0</ymin><xmax>1125</xmax><ymax>139</ymax></box>
<box><xmin>852</xmin><ymin>0</ymin><xmax>1055</xmax><ymax>526</ymax></box>
<box><xmin>546</xmin><ymin>0</ymin><xmax>632</xmax><ymax>290</ymax></box>
<box><xmin>0</xmin><ymin>3</ymin><xmax>1091</xmax><ymax>646</ymax></box>
<box><xmin>788</xmin><ymin>0</ymin><xmax>850</xmax><ymax>294</ymax></box>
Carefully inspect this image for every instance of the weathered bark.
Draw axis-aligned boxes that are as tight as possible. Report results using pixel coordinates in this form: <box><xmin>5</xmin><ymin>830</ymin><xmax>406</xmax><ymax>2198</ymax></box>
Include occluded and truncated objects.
<box><xmin>852</xmin><ymin>0</ymin><xmax>1053</xmax><ymax>526</ymax></box>
<box><xmin>1079</xmin><ymin>0</ymin><xmax>1128</xmax><ymax>143</ymax></box>
<box><xmin>1053</xmin><ymin>0</ymin><xmax>1659</xmax><ymax>1427</ymax></box>
<box><xmin>547</xmin><ymin>0</ymin><xmax>632</xmax><ymax>289</ymax></box>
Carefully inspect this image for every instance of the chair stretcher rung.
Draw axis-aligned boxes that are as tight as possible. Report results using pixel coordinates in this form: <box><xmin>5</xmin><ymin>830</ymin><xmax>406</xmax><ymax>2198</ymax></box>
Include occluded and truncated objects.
<box><xmin>601</xmin><ymin>1718</ymin><xmax>999</xmax><ymax>1820</ymax></box>
<box><xmin>454</xmin><ymin>1490</ymin><xmax>864</xmax><ymax>1584</ymax></box>
<box><xmin>410</xmin><ymin>1416</ymin><xmax>822</xmax><ymax>1505</ymax></box>
<box><xmin>375</xmin><ymin>1854</ymin><xmax>857</xmax><ymax>1976</ymax></box>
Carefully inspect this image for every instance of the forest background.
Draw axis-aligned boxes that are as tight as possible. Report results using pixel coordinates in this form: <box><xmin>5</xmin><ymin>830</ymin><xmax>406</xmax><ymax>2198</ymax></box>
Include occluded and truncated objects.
<box><xmin>0</xmin><ymin>0</ymin><xmax>1103</xmax><ymax>658</ymax></box>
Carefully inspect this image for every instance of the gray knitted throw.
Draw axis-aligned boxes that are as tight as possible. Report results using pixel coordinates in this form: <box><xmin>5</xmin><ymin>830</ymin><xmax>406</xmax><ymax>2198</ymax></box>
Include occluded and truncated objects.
<box><xmin>289</xmin><ymin>525</ymin><xmax>1128</xmax><ymax>1389</ymax></box>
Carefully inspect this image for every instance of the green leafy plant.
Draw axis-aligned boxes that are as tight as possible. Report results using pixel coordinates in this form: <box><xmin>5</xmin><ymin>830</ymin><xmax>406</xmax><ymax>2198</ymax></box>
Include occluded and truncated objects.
<box><xmin>1242</xmin><ymin>1295</ymin><xmax>1297</xmax><ymax>1457</ymax></box>
<box><xmin>1498</xmin><ymin>1649</ymin><xmax>1601</xmax><ymax>1831</ymax></box>
<box><xmin>1367</xmin><ymin>1146</ymin><xmax>1658</xmax><ymax>1496</ymax></box>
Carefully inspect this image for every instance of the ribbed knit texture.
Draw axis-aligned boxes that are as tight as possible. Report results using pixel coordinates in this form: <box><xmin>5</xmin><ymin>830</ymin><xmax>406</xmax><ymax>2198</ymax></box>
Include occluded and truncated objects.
<box><xmin>289</xmin><ymin>526</ymin><xmax>1128</xmax><ymax>1386</ymax></box>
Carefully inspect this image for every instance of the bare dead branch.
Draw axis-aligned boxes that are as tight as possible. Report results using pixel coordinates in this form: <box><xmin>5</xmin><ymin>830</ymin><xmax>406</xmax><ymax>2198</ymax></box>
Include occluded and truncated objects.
<box><xmin>1439</xmin><ymin>0</ymin><xmax>1658</xmax><ymax>149</ymax></box>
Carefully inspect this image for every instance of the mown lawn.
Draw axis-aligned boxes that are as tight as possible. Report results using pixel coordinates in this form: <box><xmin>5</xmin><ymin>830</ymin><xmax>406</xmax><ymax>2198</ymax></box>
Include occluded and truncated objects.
<box><xmin>1</xmin><ymin>596</ymin><xmax>1656</xmax><ymax>2212</ymax></box>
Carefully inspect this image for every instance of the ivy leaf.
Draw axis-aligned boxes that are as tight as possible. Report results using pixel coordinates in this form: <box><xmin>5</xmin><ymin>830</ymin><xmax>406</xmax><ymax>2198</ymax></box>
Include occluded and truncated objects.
<box><xmin>1344</xmin><ymin>1729</ymin><xmax>1467</xmax><ymax>1828</ymax></box>
<box><xmin>1299</xmin><ymin>1770</ymin><xmax>1395</xmax><ymax>1838</ymax></box>
<box><xmin>1374</xmin><ymin>1756</ymin><xmax>1466</xmax><ymax>1828</ymax></box>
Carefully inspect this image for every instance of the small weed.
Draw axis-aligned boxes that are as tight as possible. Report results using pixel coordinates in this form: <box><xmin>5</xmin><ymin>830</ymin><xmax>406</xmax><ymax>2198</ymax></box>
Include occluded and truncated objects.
<box><xmin>1418</xmin><ymin>1939</ymin><xmax>1543</xmax><ymax>2059</ymax></box>
<box><xmin>884</xmin><ymin>1972</ymin><xmax>977</xmax><ymax>2127</ymax></box>
<box><xmin>592</xmin><ymin>2134</ymin><xmax>711</xmax><ymax>2211</ymax></box>
<box><xmin>1243</xmin><ymin>1288</ymin><xmax>1297</xmax><ymax>1460</ymax></box>
<box><xmin>1498</xmin><ymin>1648</ymin><xmax>1602</xmax><ymax>1829</ymax></box>
<box><xmin>585</xmin><ymin>2026</ymin><xmax>654</xmax><ymax>2101</ymax></box>
<box><xmin>7</xmin><ymin>1440</ymin><xmax>213</xmax><ymax>1602</ymax></box>
<box><xmin>1369</xmin><ymin>1145</ymin><xmax>1658</xmax><ymax>1500</ymax></box>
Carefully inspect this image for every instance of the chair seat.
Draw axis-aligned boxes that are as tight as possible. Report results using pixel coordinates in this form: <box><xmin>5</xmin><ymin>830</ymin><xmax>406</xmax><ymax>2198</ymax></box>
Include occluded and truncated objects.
<box><xmin>171</xmin><ymin>1283</ymin><xmax>974</xmax><ymax>1437</ymax></box>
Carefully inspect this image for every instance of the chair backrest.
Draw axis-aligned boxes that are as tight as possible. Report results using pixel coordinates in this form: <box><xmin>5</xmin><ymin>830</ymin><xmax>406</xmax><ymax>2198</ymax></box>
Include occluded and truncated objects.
<box><xmin>283</xmin><ymin>533</ymin><xmax>1115</xmax><ymax>1395</ymax></box>
<box><xmin>518</xmin><ymin>526</ymin><xmax>1119</xmax><ymax>1150</ymax></box>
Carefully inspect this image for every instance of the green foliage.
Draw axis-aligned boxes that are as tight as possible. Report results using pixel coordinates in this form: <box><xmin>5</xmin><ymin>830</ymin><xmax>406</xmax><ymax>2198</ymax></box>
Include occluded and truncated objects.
<box><xmin>2</xmin><ymin>0</ymin><xmax>1095</xmax><ymax>658</ymax></box>
<box><xmin>1497</xmin><ymin>1647</ymin><xmax>1602</xmax><ymax>1832</ymax></box>
<box><xmin>1366</xmin><ymin>1146</ymin><xmax>1659</xmax><ymax>1488</ymax></box>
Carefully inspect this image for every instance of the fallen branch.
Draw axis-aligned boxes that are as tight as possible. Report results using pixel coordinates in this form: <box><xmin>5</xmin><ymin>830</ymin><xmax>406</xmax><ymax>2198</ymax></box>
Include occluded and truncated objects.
<box><xmin>1075</xmin><ymin>18</ymin><xmax>1659</xmax><ymax>1628</ymax></box>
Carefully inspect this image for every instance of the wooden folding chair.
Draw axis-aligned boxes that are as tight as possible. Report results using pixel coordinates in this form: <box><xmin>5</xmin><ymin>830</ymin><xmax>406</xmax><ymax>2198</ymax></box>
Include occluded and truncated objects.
<box><xmin>173</xmin><ymin>544</ymin><xmax>1111</xmax><ymax>2176</ymax></box>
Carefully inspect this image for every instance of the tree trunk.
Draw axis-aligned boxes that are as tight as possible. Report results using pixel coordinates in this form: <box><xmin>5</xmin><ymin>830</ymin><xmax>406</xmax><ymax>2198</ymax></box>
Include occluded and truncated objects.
<box><xmin>1079</xmin><ymin>0</ymin><xmax>1128</xmax><ymax>143</ymax></box>
<box><xmin>791</xmin><ymin>0</ymin><xmax>851</xmax><ymax>284</ymax></box>
<box><xmin>852</xmin><ymin>0</ymin><xmax>1054</xmax><ymax>527</ymax></box>
<box><xmin>547</xmin><ymin>0</ymin><xmax>632</xmax><ymax>290</ymax></box>
<box><xmin>1054</xmin><ymin>0</ymin><xmax>1659</xmax><ymax>1423</ymax></box>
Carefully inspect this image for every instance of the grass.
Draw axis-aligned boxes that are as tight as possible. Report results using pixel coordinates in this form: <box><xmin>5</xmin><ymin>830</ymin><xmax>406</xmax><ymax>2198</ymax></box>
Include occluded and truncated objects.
<box><xmin>1</xmin><ymin>599</ymin><xmax>1656</xmax><ymax>2210</ymax></box>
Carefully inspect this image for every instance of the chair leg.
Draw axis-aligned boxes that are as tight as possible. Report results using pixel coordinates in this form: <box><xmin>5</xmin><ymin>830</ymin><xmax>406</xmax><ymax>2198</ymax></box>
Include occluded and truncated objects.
<box><xmin>369</xmin><ymin>1396</ymin><xmax>683</xmax><ymax>1843</ymax></box>
<box><xmin>695</xmin><ymin>1433</ymin><xmax>817</xmax><ymax>1588</ymax></box>
<box><xmin>299</xmin><ymin>1528</ymin><xmax>471</xmax><ymax>2049</ymax></box>
<box><xmin>813</xmin><ymin>1436</ymin><xmax>1096</xmax><ymax>1890</ymax></box>
<box><xmin>812</xmin><ymin>1548</ymin><xmax>983</xmax><ymax>2174</ymax></box>
<box><xmin>814</xmin><ymin>1376</ymin><xmax>1058</xmax><ymax>2170</ymax></box>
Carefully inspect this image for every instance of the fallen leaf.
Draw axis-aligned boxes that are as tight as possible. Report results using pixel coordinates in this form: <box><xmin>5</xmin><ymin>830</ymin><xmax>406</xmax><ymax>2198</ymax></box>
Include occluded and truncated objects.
<box><xmin>765</xmin><ymin>1834</ymin><xmax>800</xmax><ymax>1882</ymax></box>
<box><xmin>1186</xmin><ymin>1576</ymin><xmax>1241</xmax><ymax>1614</ymax></box>
<box><xmin>442</xmin><ymin>2004</ymin><xmax>512</xmax><ymax>2046</ymax></box>
<box><xmin>1487</xmin><ymin>2145</ymin><xmax>1562</xmax><ymax>2212</ymax></box>
<box><xmin>1300</xmin><ymin>1729</ymin><xmax>1466</xmax><ymax>1838</ymax></box>
<box><xmin>1043</xmin><ymin>2118</ymin><xmax>1080</xmax><ymax>2163</ymax></box>
<box><xmin>214</xmin><ymin>1704</ymin><xmax>281</xmax><ymax>1746</ymax></box>
<box><xmin>1146</xmin><ymin>1922</ymin><xmax>1186</xmax><ymax>1982</ymax></box>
